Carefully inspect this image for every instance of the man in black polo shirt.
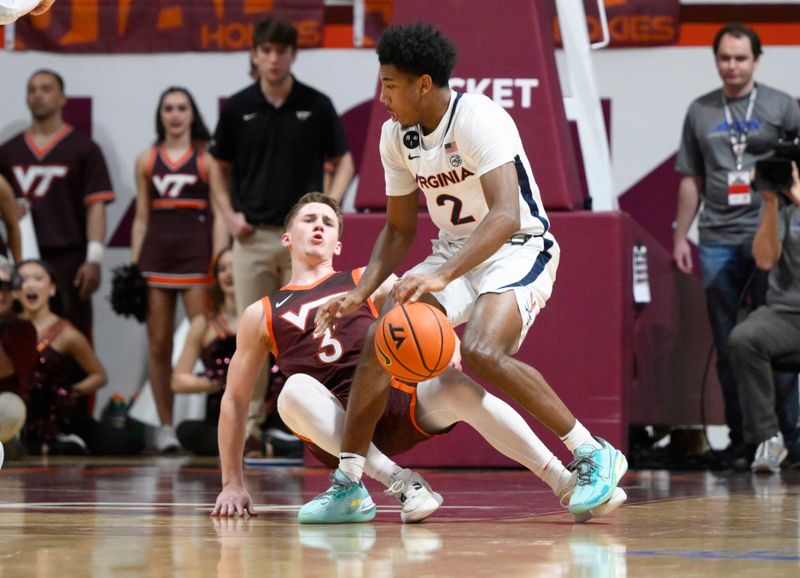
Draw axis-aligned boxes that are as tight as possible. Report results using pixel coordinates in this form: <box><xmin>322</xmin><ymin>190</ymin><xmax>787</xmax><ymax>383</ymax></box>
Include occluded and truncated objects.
<box><xmin>209</xmin><ymin>18</ymin><xmax>354</xmax><ymax>453</ymax></box>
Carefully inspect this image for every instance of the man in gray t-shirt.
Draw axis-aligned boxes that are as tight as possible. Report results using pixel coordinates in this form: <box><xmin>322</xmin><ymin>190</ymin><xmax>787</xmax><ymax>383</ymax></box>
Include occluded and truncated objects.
<box><xmin>729</xmin><ymin>170</ymin><xmax>800</xmax><ymax>473</ymax></box>
<box><xmin>673</xmin><ymin>23</ymin><xmax>800</xmax><ymax>460</ymax></box>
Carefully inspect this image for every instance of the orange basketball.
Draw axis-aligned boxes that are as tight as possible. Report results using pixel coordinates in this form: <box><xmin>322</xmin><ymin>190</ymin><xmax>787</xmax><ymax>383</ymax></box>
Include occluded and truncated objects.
<box><xmin>374</xmin><ymin>302</ymin><xmax>456</xmax><ymax>382</ymax></box>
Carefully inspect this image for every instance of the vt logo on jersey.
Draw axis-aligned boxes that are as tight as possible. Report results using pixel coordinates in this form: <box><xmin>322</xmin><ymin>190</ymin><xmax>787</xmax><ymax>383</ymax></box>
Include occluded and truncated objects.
<box><xmin>153</xmin><ymin>174</ymin><xmax>198</xmax><ymax>198</ymax></box>
<box><xmin>13</xmin><ymin>165</ymin><xmax>68</xmax><ymax>197</ymax></box>
<box><xmin>281</xmin><ymin>292</ymin><xmax>349</xmax><ymax>331</ymax></box>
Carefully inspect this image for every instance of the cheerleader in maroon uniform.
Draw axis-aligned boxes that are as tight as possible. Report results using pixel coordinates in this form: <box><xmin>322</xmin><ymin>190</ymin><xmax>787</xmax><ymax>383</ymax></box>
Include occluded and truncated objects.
<box><xmin>17</xmin><ymin>259</ymin><xmax>142</xmax><ymax>455</ymax></box>
<box><xmin>131</xmin><ymin>87</ymin><xmax>227</xmax><ymax>452</ymax></box>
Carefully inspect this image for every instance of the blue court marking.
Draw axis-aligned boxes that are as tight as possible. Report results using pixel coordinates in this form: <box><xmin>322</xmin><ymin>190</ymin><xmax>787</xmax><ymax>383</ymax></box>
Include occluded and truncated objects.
<box><xmin>627</xmin><ymin>548</ymin><xmax>800</xmax><ymax>561</ymax></box>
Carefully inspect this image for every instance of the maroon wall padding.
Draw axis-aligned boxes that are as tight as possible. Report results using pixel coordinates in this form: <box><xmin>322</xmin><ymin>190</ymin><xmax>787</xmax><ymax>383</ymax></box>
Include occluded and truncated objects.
<box><xmin>354</xmin><ymin>0</ymin><xmax>583</xmax><ymax>212</ymax></box>
<box><xmin>304</xmin><ymin>211</ymin><xmax>721</xmax><ymax>468</ymax></box>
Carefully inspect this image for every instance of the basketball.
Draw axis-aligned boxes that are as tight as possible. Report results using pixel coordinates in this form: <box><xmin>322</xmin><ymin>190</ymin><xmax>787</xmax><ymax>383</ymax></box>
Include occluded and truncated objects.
<box><xmin>374</xmin><ymin>302</ymin><xmax>456</xmax><ymax>382</ymax></box>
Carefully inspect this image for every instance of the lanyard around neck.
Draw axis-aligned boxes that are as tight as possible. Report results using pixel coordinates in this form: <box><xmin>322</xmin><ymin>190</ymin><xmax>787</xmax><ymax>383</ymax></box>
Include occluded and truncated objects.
<box><xmin>723</xmin><ymin>86</ymin><xmax>757</xmax><ymax>170</ymax></box>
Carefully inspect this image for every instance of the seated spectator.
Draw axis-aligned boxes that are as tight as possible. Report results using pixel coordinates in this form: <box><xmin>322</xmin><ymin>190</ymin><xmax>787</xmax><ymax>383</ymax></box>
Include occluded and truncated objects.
<box><xmin>17</xmin><ymin>259</ymin><xmax>143</xmax><ymax>455</ymax></box>
<box><xmin>729</xmin><ymin>162</ymin><xmax>800</xmax><ymax>473</ymax></box>
<box><xmin>171</xmin><ymin>247</ymin><xmax>236</xmax><ymax>456</ymax></box>
<box><xmin>0</xmin><ymin>257</ymin><xmax>36</xmax><ymax>464</ymax></box>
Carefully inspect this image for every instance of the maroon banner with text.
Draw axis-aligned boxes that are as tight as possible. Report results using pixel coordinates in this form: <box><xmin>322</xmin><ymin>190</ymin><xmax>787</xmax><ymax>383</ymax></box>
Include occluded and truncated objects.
<box><xmin>554</xmin><ymin>0</ymin><xmax>680</xmax><ymax>48</ymax></box>
<box><xmin>14</xmin><ymin>0</ymin><xmax>325</xmax><ymax>53</ymax></box>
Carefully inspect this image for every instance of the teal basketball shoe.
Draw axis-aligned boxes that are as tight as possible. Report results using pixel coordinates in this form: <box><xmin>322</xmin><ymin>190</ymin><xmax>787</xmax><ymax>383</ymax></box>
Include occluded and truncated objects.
<box><xmin>298</xmin><ymin>469</ymin><xmax>377</xmax><ymax>524</ymax></box>
<box><xmin>567</xmin><ymin>437</ymin><xmax>628</xmax><ymax>515</ymax></box>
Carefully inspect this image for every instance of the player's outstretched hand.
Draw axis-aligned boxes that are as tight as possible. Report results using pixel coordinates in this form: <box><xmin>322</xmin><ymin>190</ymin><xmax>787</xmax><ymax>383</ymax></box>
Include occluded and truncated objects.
<box><xmin>212</xmin><ymin>485</ymin><xmax>256</xmax><ymax>517</ymax></box>
<box><xmin>314</xmin><ymin>292</ymin><xmax>363</xmax><ymax>337</ymax></box>
<box><xmin>391</xmin><ymin>272</ymin><xmax>447</xmax><ymax>304</ymax></box>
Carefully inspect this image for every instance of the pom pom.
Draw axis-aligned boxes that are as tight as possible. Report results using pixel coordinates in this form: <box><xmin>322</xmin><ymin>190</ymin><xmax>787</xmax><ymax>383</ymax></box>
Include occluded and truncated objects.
<box><xmin>108</xmin><ymin>264</ymin><xmax>148</xmax><ymax>323</ymax></box>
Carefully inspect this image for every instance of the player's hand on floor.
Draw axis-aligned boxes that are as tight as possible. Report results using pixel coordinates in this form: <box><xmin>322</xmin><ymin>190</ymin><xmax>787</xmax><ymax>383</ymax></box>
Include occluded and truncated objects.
<box><xmin>391</xmin><ymin>272</ymin><xmax>447</xmax><ymax>304</ymax></box>
<box><xmin>314</xmin><ymin>293</ymin><xmax>363</xmax><ymax>337</ymax></box>
<box><xmin>211</xmin><ymin>486</ymin><xmax>257</xmax><ymax>517</ymax></box>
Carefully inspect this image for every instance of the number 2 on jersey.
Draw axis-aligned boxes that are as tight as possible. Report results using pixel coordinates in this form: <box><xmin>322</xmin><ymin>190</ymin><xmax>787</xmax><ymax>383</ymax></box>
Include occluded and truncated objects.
<box><xmin>436</xmin><ymin>194</ymin><xmax>476</xmax><ymax>226</ymax></box>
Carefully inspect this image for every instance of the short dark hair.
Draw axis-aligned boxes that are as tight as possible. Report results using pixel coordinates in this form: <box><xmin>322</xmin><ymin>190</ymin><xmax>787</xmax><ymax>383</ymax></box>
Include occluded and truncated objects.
<box><xmin>29</xmin><ymin>69</ymin><xmax>65</xmax><ymax>93</ymax></box>
<box><xmin>713</xmin><ymin>23</ymin><xmax>762</xmax><ymax>60</ymax></box>
<box><xmin>283</xmin><ymin>192</ymin><xmax>344</xmax><ymax>238</ymax></box>
<box><xmin>377</xmin><ymin>22</ymin><xmax>457</xmax><ymax>87</ymax></box>
<box><xmin>155</xmin><ymin>86</ymin><xmax>211</xmax><ymax>144</ymax></box>
<box><xmin>253</xmin><ymin>18</ymin><xmax>298</xmax><ymax>51</ymax></box>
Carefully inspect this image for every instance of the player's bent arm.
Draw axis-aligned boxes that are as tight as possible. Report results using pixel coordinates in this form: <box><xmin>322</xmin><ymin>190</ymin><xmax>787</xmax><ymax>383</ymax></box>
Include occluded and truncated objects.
<box><xmin>752</xmin><ymin>194</ymin><xmax>782</xmax><ymax>270</ymax></box>
<box><xmin>355</xmin><ymin>193</ymin><xmax>419</xmax><ymax>301</ymax></box>
<box><xmin>436</xmin><ymin>162</ymin><xmax>520</xmax><ymax>284</ymax></box>
<box><xmin>0</xmin><ymin>175</ymin><xmax>21</xmax><ymax>263</ymax></box>
<box><xmin>130</xmin><ymin>152</ymin><xmax>151</xmax><ymax>264</ymax></box>
<box><xmin>218</xmin><ymin>301</ymin><xmax>271</xmax><ymax>489</ymax></box>
<box><xmin>172</xmin><ymin>315</ymin><xmax>217</xmax><ymax>394</ymax></box>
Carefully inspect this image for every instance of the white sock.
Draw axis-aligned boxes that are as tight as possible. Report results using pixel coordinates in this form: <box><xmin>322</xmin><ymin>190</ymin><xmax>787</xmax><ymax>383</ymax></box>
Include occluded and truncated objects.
<box><xmin>416</xmin><ymin>373</ymin><xmax>569</xmax><ymax>490</ymax></box>
<box><xmin>276</xmin><ymin>373</ymin><xmax>400</xmax><ymax>485</ymax></box>
<box><xmin>338</xmin><ymin>452</ymin><xmax>365</xmax><ymax>482</ymax></box>
<box><xmin>560</xmin><ymin>420</ymin><xmax>601</xmax><ymax>453</ymax></box>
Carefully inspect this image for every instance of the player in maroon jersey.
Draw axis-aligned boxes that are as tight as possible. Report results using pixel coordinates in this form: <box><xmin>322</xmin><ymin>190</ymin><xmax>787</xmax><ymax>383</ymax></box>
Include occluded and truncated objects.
<box><xmin>130</xmin><ymin>87</ymin><xmax>228</xmax><ymax>453</ymax></box>
<box><xmin>0</xmin><ymin>70</ymin><xmax>114</xmax><ymax>340</ymax></box>
<box><xmin>212</xmin><ymin>193</ymin><xmax>625</xmax><ymax>523</ymax></box>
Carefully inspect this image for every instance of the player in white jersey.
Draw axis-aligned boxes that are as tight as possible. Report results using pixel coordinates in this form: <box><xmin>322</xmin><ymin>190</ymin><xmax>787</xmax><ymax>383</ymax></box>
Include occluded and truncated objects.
<box><xmin>306</xmin><ymin>21</ymin><xmax>627</xmax><ymax>523</ymax></box>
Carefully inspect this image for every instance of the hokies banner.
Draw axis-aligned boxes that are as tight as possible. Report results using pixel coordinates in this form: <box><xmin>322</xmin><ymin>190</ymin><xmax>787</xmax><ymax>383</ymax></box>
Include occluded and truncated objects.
<box><xmin>555</xmin><ymin>0</ymin><xmax>680</xmax><ymax>47</ymax></box>
<box><xmin>13</xmin><ymin>0</ymin><xmax>325</xmax><ymax>53</ymax></box>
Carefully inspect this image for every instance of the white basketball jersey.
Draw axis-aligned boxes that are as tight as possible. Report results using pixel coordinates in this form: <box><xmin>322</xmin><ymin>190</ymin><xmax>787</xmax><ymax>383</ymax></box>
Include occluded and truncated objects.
<box><xmin>380</xmin><ymin>91</ymin><xmax>551</xmax><ymax>247</ymax></box>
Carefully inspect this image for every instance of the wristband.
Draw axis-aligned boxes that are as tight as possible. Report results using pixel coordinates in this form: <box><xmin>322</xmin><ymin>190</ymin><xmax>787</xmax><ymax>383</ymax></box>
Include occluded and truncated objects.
<box><xmin>86</xmin><ymin>241</ymin><xmax>105</xmax><ymax>263</ymax></box>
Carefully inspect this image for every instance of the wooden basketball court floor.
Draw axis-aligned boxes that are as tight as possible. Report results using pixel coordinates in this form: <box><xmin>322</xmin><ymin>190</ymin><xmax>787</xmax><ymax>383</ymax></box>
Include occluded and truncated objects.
<box><xmin>1</xmin><ymin>458</ymin><xmax>799</xmax><ymax>577</ymax></box>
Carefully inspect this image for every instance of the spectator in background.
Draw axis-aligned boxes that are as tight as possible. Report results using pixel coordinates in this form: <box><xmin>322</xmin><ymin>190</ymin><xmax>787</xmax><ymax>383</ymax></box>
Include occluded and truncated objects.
<box><xmin>17</xmin><ymin>259</ymin><xmax>142</xmax><ymax>456</ymax></box>
<box><xmin>672</xmin><ymin>23</ymin><xmax>800</xmax><ymax>467</ymax></box>
<box><xmin>208</xmin><ymin>17</ymin><xmax>354</xmax><ymax>454</ymax></box>
<box><xmin>0</xmin><ymin>175</ymin><xmax>21</xmax><ymax>264</ymax></box>
<box><xmin>130</xmin><ymin>87</ymin><xmax>226</xmax><ymax>453</ymax></box>
<box><xmin>0</xmin><ymin>69</ymin><xmax>115</xmax><ymax>340</ymax></box>
<box><xmin>0</xmin><ymin>258</ymin><xmax>36</xmax><ymax>465</ymax></box>
<box><xmin>729</xmin><ymin>162</ymin><xmax>800</xmax><ymax>474</ymax></box>
<box><xmin>171</xmin><ymin>247</ymin><xmax>236</xmax><ymax>456</ymax></box>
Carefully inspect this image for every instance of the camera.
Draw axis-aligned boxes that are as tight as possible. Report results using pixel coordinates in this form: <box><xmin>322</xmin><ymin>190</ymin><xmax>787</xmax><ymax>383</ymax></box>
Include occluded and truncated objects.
<box><xmin>754</xmin><ymin>135</ymin><xmax>800</xmax><ymax>192</ymax></box>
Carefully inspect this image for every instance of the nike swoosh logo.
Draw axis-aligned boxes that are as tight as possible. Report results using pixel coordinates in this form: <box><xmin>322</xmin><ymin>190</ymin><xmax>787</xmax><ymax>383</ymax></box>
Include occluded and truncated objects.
<box><xmin>408</xmin><ymin>154</ymin><xmax>420</xmax><ymax>160</ymax></box>
<box><xmin>275</xmin><ymin>294</ymin><xmax>293</xmax><ymax>308</ymax></box>
<box><xmin>243</xmin><ymin>112</ymin><xmax>258</xmax><ymax>121</ymax></box>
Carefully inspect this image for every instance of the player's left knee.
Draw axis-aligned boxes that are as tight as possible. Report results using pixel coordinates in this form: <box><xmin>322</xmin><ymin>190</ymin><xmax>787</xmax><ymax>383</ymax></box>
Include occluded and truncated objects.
<box><xmin>460</xmin><ymin>338</ymin><xmax>505</xmax><ymax>373</ymax></box>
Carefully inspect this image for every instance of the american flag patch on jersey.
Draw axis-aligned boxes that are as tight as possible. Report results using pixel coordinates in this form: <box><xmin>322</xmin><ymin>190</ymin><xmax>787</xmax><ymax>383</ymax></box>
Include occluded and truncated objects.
<box><xmin>444</xmin><ymin>141</ymin><xmax>458</xmax><ymax>152</ymax></box>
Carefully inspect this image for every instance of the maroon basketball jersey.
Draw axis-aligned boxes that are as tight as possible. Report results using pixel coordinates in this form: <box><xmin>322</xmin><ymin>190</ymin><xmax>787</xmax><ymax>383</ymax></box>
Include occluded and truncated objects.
<box><xmin>146</xmin><ymin>146</ymin><xmax>210</xmax><ymax>211</ymax></box>
<box><xmin>263</xmin><ymin>269</ymin><xmax>378</xmax><ymax>399</ymax></box>
<box><xmin>0</xmin><ymin>126</ymin><xmax>114</xmax><ymax>250</ymax></box>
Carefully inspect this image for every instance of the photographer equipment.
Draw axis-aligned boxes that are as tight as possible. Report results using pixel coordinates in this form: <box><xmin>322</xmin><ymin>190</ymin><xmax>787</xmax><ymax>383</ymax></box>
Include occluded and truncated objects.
<box><xmin>754</xmin><ymin>136</ymin><xmax>800</xmax><ymax>192</ymax></box>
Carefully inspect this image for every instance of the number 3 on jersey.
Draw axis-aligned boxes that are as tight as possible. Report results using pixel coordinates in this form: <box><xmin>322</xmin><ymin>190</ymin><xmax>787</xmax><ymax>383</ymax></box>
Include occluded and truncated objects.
<box><xmin>436</xmin><ymin>194</ymin><xmax>476</xmax><ymax>226</ymax></box>
<box><xmin>317</xmin><ymin>328</ymin><xmax>343</xmax><ymax>364</ymax></box>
